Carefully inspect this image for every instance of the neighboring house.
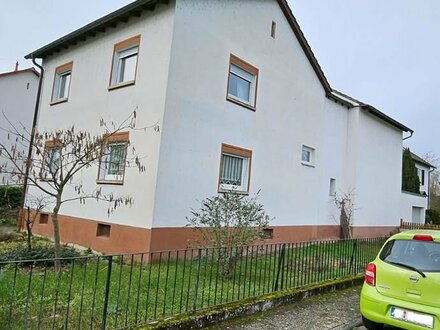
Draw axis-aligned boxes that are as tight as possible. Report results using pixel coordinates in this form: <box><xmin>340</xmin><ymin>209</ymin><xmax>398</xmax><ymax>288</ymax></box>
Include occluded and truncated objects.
<box><xmin>0</xmin><ymin>64</ymin><xmax>39</xmax><ymax>185</ymax></box>
<box><xmin>400</xmin><ymin>151</ymin><xmax>435</xmax><ymax>223</ymax></box>
<box><xmin>25</xmin><ymin>0</ymin><xmax>414</xmax><ymax>254</ymax></box>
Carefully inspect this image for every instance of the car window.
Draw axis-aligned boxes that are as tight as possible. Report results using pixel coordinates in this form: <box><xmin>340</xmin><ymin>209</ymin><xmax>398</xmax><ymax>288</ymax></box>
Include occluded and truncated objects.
<box><xmin>380</xmin><ymin>239</ymin><xmax>440</xmax><ymax>272</ymax></box>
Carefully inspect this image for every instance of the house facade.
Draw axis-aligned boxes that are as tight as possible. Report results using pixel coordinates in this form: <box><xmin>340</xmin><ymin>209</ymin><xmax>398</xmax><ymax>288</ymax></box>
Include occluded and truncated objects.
<box><xmin>400</xmin><ymin>152</ymin><xmax>434</xmax><ymax>223</ymax></box>
<box><xmin>26</xmin><ymin>0</ymin><xmax>413</xmax><ymax>254</ymax></box>
<box><xmin>0</xmin><ymin>65</ymin><xmax>39</xmax><ymax>185</ymax></box>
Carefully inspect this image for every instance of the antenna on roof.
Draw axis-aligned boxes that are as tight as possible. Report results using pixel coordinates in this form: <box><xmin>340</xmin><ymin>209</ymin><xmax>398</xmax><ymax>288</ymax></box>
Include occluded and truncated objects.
<box><xmin>14</xmin><ymin>62</ymin><xmax>19</xmax><ymax>71</ymax></box>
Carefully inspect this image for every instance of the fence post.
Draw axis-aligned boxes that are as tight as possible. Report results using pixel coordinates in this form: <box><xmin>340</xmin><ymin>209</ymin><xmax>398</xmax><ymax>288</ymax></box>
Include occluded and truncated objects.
<box><xmin>101</xmin><ymin>255</ymin><xmax>113</xmax><ymax>330</ymax></box>
<box><xmin>273</xmin><ymin>244</ymin><xmax>286</xmax><ymax>291</ymax></box>
<box><xmin>348</xmin><ymin>239</ymin><xmax>358</xmax><ymax>274</ymax></box>
<box><xmin>193</xmin><ymin>249</ymin><xmax>202</xmax><ymax>311</ymax></box>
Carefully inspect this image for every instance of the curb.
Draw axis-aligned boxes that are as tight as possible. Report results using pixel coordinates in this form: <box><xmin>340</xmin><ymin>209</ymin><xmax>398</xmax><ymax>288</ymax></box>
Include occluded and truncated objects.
<box><xmin>138</xmin><ymin>275</ymin><xmax>364</xmax><ymax>329</ymax></box>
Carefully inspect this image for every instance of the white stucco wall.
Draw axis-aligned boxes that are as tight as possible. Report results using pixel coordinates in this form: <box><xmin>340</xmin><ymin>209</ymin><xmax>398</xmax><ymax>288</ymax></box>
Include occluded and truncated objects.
<box><xmin>0</xmin><ymin>71</ymin><xmax>39</xmax><ymax>185</ymax></box>
<box><xmin>349</xmin><ymin>109</ymin><xmax>403</xmax><ymax>227</ymax></box>
<box><xmin>152</xmin><ymin>0</ymin><xmax>361</xmax><ymax>228</ymax></box>
<box><xmin>28</xmin><ymin>3</ymin><xmax>175</xmax><ymax>228</ymax></box>
<box><xmin>400</xmin><ymin>191</ymin><xmax>427</xmax><ymax>223</ymax></box>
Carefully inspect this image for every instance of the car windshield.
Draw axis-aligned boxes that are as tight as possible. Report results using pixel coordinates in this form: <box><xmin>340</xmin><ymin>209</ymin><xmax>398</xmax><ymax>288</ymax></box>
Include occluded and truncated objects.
<box><xmin>380</xmin><ymin>239</ymin><xmax>440</xmax><ymax>272</ymax></box>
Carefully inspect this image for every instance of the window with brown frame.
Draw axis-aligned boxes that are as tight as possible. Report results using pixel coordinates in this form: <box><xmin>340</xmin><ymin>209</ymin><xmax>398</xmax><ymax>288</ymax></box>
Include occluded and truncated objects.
<box><xmin>39</xmin><ymin>213</ymin><xmax>49</xmax><ymax>224</ymax></box>
<box><xmin>97</xmin><ymin>132</ymin><xmax>129</xmax><ymax>184</ymax></box>
<box><xmin>51</xmin><ymin>61</ymin><xmax>73</xmax><ymax>104</ymax></box>
<box><xmin>227</xmin><ymin>54</ymin><xmax>259</xmax><ymax>110</ymax></box>
<box><xmin>109</xmin><ymin>35</ymin><xmax>141</xmax><ymax>89</ymax></box>
<box><xmin>41</xmin><ymin>140</ymin><xmax>62</xmax><ymax>180</ymax></box>
<box><xmin>218</xmin><ymin>144</ymin><xmax>252</xmax><ymax>193</ymax></box>
<box><xmin>96</xmin><ymin>223</ymin><xmax>111</xmax><ymax>237</ymax></box>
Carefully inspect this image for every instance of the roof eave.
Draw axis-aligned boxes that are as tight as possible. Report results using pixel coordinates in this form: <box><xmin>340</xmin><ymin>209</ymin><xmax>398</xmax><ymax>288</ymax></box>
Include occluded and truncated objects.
<box><xmin>25</xmin><ymin>0</ymin><xmax>167</xmax><ymax>60</ymax></box>
<box><xmin>361</xmin><ymin>104</ymin><xmax>413</xmax><ymax>133</ymax></box>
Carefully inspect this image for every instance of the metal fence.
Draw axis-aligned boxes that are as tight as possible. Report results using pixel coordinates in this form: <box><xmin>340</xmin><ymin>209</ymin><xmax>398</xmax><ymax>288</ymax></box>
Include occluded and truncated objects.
<box><xmin>400</xmin><ymin>219</ymin><xmax>440</xmax><ymax>230</ymax></box>
<box><xmin>0</xmin><ymin>237</ymin><xmax>386</xmax><ymax>329</ymax></box>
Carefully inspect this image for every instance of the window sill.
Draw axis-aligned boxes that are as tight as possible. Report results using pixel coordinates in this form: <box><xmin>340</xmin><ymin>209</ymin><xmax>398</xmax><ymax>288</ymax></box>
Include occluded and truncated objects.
<box><xmin>108</xmin><ymin>80</ymin><xmax>135</xmax><ymax>91</ymax></box>
<box><xmin>301</xmin><ymin>161</ymin><xmax>315</xmax><ymax>168</ymax></box>
<box><xmin>96</xmin><ymin>180</ymin><xmax>124</xmax><ymax>185</ymax></box>
<box><xmin>226</xmin><ymin>96</ymin><xmax>256</xmax><ymax>111</ymax></box>
<box><xmin>50</xmin><ymin>98</ymin><xmax>68</xmax><ymax>106</ymax></box>
<box><xmin>218</xmin><ymin>188</ymin><xmax>249</xmax><ymax>195</ymax></box>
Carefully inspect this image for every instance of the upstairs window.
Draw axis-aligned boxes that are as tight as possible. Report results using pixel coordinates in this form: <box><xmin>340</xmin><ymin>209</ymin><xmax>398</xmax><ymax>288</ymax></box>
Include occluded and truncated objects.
<box><xmin>109</xmin><ymin>35</ymin><xmax>141</xmax><ymax>88</ymax></box>
<box><xmin>219</xmin><ymin>144</ymin><xmax>252</xmax><ymax>193</ymax></box>
<box><xmin>51</xmin><ymin>62</ymin><xmax>72</xmax><ymax>103</ymax></box>
<box><xmin>227</xmin><ymin>54</ymin><xmax>259</xmax><ymax>109</ymax></box>
<box><xmin>417</xmin><ymin>168</ymin><xmax>425</xmax><ymax>186</ymax></box>
<box><xmin>98</xmin><ymin>132</ymin><xmax>129</xmax><ymax>184</ymax></box>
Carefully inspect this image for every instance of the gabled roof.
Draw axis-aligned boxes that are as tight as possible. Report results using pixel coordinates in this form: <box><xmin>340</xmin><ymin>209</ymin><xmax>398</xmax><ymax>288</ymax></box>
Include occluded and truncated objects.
<box><xmin>410</xmin><ymin>151</ymin><xmax>436</xmax><ymax>169</ymax></box>
<box><xmin>0</xmin><ymin>67</ymin><xmax>39</xmax><ymax>78</ymax></box>
<box><xmin>24</xmin><ymin>0</ymin><xmax>411</xmax><ymax>133</ymax></box>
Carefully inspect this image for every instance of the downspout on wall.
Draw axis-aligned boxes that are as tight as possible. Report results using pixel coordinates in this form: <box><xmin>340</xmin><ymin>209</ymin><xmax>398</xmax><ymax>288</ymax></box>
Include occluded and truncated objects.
<box><xmin>19</xmin><ymin>57</ymin><xmax>44</xmax><ymax>230</ymax></box>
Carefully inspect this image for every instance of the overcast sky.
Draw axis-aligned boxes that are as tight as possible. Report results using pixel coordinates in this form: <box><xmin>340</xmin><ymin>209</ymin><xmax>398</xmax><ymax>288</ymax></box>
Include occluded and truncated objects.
<box><xmin>1</xmin><ymin>0</ymin><xmax>438</xmax><ymax>159</ymax></box>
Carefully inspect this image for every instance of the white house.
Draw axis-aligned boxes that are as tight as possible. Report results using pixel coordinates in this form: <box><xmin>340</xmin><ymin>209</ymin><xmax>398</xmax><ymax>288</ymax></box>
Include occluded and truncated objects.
<box><xmin>400</xmin><ymin>151</ymin><xmax>434</xmax><ymax>223</ymax></box>
<box><xmin>25</xmin><ymin>0</ymin><xmax>414</xmax><ymax>254</ymax></box>
<box><xmin>0</xmin><ymin>64</ymin><xmax>39</xmax><ymax>185</ymax></box>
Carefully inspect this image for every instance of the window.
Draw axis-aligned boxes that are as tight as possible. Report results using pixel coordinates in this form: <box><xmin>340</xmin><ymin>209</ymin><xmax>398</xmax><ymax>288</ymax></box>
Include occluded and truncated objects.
<box><xmin>417</xmin><ymin>168</ymin><xmax>425</xmax><ymax>185</ymax></box>
<box><xmin>96</xmin><ymin>223</ymin><xmax>111</xmax><ymax>237</ymax></box>
<box><xmin>227</xmin><ymin>54</ymin><xmax>259</xmax><ymax>109</ymax></box>
<box><xmin>301</xmin><ymin>145</ymin><xmax>315</xmax><ymax>166</ymax></box>
<box><xmin>109</xmin><ymin>35</ymin><xmax>141</xmax><ymax>88</ymax></box>
<box><xmin>98</xmin><ymin>132</ymin><xmax>129</xmax><ymax>183</ymax></box>
<box><xmin>261</xmin><ymin>228</ymin><xmax>274</xmax><ymax>239</ymax></box>
<box><xmin>39</xmin><ymin>213</ymin><xmax>49</xmax><ymax>224</ymax></box>
<box><xmin>329</xmin><ymin>178</ymin><xmax>336</xmax><ymax>196</ymax></box>
<box><xmin>51</xmin><ymin>62</ymin><xmax>73</xmax><ymax>103</ymax></box>
<box><xmin>41</xmin><ymin>140</ymin><xmax>62</xmax><ymax>180</ymax></box>
<box><xmin>219</xmin><ymin>144</ymin><xmax>252</xmax><ymax>193</ymax></box>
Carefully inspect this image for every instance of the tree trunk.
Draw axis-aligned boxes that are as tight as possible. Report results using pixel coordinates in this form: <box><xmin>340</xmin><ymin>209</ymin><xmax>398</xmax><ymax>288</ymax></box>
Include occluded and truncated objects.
<box><xmin>52</xmin><ymin>196</ymin><xmax>62</xmax><ymax>273</ymax></box>
<box><xmin>26</xmin><ymin>207</ymin><xmax>32</xmax><ymax>251</ymax></box>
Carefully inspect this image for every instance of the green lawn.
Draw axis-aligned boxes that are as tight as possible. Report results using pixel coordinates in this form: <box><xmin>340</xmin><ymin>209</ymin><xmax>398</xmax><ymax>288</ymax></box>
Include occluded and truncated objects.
<box><xmin>0</xmin><ymin>238</ymin><xmax>385</xmax><ymax>329</ymax></box>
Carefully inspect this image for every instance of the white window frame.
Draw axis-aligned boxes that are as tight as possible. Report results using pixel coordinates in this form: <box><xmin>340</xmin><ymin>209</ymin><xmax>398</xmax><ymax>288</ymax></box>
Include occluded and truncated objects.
<box><xmin>228</xmin><ymin>64</ymin><xmax>256</xmax><ymax>106</ymax></box>
<box><xmin>98</xmin><ymin>141</ymin><xmax>128</xmax><ymax>183</ymax></box>
<box><xmin>112</xmin><ymin>45</ymin><xmax>139</xmax><ymax>85</ymax></box>
<box><xmin>301</xmin><ymin>145</ymin><xmax>315</xmax><ymax>166</ymax></box>
<box><xmin>51</xmin><ymin>62</ymin><xmax>73</xmax><ymax>103</ymax></box>
<box><xmin>227</xmin><ymin>54</ymin><xmax>259</xmax><ymax>109</ymax></box>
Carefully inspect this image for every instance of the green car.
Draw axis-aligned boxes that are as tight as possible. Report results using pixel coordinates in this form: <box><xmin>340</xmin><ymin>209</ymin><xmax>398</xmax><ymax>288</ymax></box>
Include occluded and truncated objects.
<box><xmin>360</xmin><ymin>230</ymin><xmax>440</xmax><ymax>329</ymax></box>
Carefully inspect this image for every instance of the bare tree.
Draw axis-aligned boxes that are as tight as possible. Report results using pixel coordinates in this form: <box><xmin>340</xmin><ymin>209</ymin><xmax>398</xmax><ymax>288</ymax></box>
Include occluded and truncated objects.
<box><xmin>23</xmin><ymin>194</ymin><xmax>51</xmax><ymax>251</ymax></box>
<box><xmin>0</xmin><ymin>110</ymin><xmax>152</xmax><ymax>271</ymax></box>
<box><xmin>334</xmin><ymin>190</ymin><xmax>356</xmax><ymax>239</ymax></box>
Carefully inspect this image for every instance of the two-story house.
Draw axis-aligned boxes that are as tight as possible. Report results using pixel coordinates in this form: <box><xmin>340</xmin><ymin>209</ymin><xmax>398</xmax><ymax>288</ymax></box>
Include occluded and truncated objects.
<box><xmin>25</xmin><ymin>0</ymin><xmax>413</xmax><ymax>254</ymax></box>
<box><xmin>0</xmin><ymin>64</ymin><xmax>39</xmax><ymax>185</ymax></box>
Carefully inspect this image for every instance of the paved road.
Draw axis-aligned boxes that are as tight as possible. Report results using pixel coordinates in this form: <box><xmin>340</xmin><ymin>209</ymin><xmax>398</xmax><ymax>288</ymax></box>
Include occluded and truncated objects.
<box><xmin>205</xmin><ymin>286</ymin><xmax>364</xmax><ymax>330</ymax></box>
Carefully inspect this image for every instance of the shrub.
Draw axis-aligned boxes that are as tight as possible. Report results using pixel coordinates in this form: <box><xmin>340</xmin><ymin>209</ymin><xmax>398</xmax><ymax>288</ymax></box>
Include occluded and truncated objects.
<box><xmin>0</xmin><ymin>244</ymin><xmax>82</xmax><ymax>266</ymax></box>
<box><xmin>426</xmin><ymin>209</ymin><xmax>440</xmax><ymax>225</ymax></box>
<box><xmin>0</xmin><ymin>186</ymin><xmax>23</xmax><ymax>209</ymax></box>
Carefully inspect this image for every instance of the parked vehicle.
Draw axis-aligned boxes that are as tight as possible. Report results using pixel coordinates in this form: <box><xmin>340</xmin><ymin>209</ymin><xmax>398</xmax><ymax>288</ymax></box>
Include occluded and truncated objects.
<box><xmin>360</xmin><ymin>230</ymin><xmax>440</xmax><ymax>329</ymax></box>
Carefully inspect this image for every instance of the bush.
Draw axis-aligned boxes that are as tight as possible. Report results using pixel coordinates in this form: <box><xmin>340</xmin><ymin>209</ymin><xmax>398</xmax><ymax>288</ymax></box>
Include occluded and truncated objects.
<box><xmin>0</xmin><ymin>186</ymin><xmax>23</xmax><ymax>209</ymax></box>
<box><xmin>0</xmin><ymin>244</ymin><xmax>82</xmax><ymax>266</ymax></box>
<box><xmin>426</xmin><ymin>209</ymin><xmax>440</xmax><ymax>225</ymax></box>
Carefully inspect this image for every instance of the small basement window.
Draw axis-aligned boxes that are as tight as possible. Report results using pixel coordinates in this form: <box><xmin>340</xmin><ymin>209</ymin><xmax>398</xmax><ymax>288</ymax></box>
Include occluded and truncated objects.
<box><xmin>39</xmin><ymin>213</ymin><xmax>49</xmax><ymax>224</ymax></box>
<box><xmin>96</xmin><ymin>223</ymin><xmax>111</xmax><ymax>237</ymax></box>
<box><xmin>261</xmin><ymin>228</ymin><xmax>274</xmax><ymax>239</ymax></box>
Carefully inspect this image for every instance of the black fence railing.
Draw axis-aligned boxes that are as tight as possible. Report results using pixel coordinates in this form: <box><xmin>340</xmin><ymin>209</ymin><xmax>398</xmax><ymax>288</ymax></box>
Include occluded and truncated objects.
<box><xmin>0</xmin><ymin>237</ymin><xmax>386</xmax><ymax>329</ymax></box>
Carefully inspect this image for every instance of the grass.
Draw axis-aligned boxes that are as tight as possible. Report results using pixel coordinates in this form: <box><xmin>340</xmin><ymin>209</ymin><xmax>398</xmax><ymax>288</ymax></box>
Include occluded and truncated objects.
<box><xmin>0</xmin><ymin>238</ymin><xmax>386</xmax><ymax>329</ymax></box>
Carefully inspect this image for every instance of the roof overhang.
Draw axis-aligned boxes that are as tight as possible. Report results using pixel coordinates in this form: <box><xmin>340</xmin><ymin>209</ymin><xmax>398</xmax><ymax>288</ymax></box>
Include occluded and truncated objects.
<box><xmin>25</xmin><ymin>0</ymin><xmax>168</xmax><ymax>59</ymax></box>
<box><xmin>0</xmin><ymin>67</ymin><xmax>40</xmax><ymax>78</ymax></box>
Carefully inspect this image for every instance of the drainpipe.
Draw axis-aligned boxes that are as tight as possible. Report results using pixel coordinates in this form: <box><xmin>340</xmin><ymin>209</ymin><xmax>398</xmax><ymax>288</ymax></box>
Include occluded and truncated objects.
<box><xmin>19</xmin><ymin>57</ymin><xmax>44</xmax><ymax>231</ymax></box>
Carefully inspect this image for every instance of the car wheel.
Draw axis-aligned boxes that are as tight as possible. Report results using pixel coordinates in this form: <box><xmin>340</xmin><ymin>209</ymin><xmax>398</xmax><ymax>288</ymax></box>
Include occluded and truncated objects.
<box><xmin>362</xmin><ymin>316</ymin><xmax>384</xmax><ymax>330</ymax></box>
